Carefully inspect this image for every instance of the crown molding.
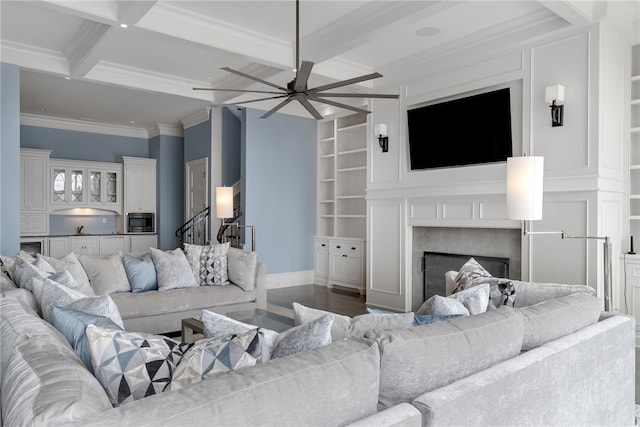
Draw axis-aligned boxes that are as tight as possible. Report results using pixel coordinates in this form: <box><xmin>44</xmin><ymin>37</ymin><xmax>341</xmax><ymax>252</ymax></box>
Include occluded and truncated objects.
<box><xmin>21</xmin><ymin>113</ymin><xmax>149</xmax><ymax>139</ymax></box>
<box><xmin>1</xmin><ymin>40</ymin><xmax>69</xmax><ymax>75</ymax></box>
<box><xmin>181</xmin><ymin>108</ymin><xmax>211</xmax><ymax>130</ymax></box>
<box><xmin>148</xmin><ymin>123</ymin><xmax>184</xmax><ymax>139</ymax></box>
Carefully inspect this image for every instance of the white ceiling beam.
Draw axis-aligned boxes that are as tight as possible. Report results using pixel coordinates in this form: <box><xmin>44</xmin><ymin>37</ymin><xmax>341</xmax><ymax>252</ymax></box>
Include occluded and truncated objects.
<box><xmin>64</xmin><ymin>1</ymin><xmax>157</xmax><ymax>79</ymax></box>
<box><xmin>38</xmin><ymin>0</ymin><xmax>118</xmax><ymax>24</ymax></box>
<box><xmin>537</xmin><ymin>1</ymin><xmax>602</xmax><ymax>26</ymax></box>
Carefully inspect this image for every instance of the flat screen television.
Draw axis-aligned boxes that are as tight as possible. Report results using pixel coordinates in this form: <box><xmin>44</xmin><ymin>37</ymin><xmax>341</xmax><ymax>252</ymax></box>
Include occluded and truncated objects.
<box><xmin>407</xmin><ymin>87</ymin><xmax>513</xmax><ymax>170</ymax></box>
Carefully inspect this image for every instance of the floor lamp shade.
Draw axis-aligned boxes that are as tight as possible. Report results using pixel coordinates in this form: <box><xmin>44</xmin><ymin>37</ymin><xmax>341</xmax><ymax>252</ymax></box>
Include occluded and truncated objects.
<box><xmin>507</xmin><ymin>156</ymin><xmax>544</xmax><ymax>220</ymax></box>
<box><xmin>216</xmin><ymin>187</ymin><xmax>233</xmax><ymax>219</ymax></box>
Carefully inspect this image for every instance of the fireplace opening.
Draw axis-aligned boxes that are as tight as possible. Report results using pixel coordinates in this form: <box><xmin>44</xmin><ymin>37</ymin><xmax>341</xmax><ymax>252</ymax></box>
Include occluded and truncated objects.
<box><xmin>423</xmin><ymin>252</ymin><xmax>510</xmax><ymax>300</ymax></box>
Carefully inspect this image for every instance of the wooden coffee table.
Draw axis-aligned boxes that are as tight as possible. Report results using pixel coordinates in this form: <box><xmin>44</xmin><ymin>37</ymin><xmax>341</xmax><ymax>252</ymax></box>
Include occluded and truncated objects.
<box><xmin>181</xmin><ymin>308</ymin><xmax>293</xmax><ymax>343</ymax></box>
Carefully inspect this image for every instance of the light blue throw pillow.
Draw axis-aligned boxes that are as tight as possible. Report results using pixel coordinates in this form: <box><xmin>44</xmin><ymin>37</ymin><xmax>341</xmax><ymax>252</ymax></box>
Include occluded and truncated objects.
<box><xmin>123</xmin><ymin>254</ymin><xmax>158</xmax><ymax>293</ymax></box>
<box><xmin>366</xmin><ymin>307</ymin><xmax>463</xmax><ymax>326</ymax></box>
<box><xmin>50</xmin><ymin>305</ymin><xmax>123</xmax><ymax>373</ymax></box>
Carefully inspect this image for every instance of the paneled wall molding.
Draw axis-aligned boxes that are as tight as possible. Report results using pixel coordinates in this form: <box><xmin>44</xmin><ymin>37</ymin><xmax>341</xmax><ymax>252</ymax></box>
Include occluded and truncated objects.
<box><xmin>21</xmin><ymin>113</ymin><xmax>148</xmax><ymax>139</ymax></box>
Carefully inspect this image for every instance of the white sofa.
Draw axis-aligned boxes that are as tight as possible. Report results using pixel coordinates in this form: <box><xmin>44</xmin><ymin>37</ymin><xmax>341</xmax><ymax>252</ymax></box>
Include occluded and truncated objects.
<box><xmin>0</xmin><ymin>274</ymin><xmax>635</xmax><ymax>427</ymax></box>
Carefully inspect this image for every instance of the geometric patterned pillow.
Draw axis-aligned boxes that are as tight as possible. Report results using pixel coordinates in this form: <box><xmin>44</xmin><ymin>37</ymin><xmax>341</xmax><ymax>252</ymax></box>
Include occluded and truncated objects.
<box><xmin>169</xmin><ymin>329</ymin><xmax>262</xmax><ymax>391</ymax></box>
<box><xmin>183</xmin><ymin>243</ymin><xmax>230</xmax><ymax>286</ymax></box>
<box><xmin>85</xmin><ymin>325</ymin><xmax>192</xmax><ymax>406</ymax></box>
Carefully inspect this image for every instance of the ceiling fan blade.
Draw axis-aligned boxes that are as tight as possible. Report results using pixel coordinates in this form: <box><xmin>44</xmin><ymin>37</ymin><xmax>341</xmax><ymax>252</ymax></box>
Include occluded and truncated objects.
<box><xmin>310</xmin><ymin>72</ymin><xmax>383</xmax><ymax>93</ymax></box>
<box><xmin>228</xmin><ymin>95</ymin><xmax>290</xmax><ymax>105</ymax></box>
<box><xmin>221</xmin><ymin>67</ymin><xmax>289</xmax><ymax>92</ymax></box>
<box><xmin>308</xmin><ymin>96</ymin><xmax>371</xmax><ymax>115</ymax></box>
<box><xmin>314</xmin><ymin>92</ymin><xmax>399</xmax><ymax>99</ymax></box>
<box><xmin>193</xmin><ymin>88</ymin><xmax>285</xmax><ymax>95</ymax></box>
<box><xmin>297</xmin><ymin>97</ymin><xmax>323</xmax><ymax>120</ymax></box>
<box><xmin>261</xmin><ymin>97</ymin><xmax>295</xmax><ymax>119</ymax></box>
<box><xmin>294</xmin><ymin>61</ymin><xmax>314</xmax><ymax>92</ymax></box>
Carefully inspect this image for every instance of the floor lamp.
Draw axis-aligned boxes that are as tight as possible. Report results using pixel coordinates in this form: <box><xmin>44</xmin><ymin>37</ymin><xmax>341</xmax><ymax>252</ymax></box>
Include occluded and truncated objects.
<box><xmin>506</xmin><ymin>156</ymin><xmax>613</xmax><ymax>311</ymax></box>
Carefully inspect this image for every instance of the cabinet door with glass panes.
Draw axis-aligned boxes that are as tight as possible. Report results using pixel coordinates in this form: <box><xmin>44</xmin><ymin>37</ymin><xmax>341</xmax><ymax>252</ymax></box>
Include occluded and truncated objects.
<box><xmin>50</xmin><ymin>163</ymin><xmax>85</xmax><ymax>208</ymax></box>
<box><xmin>88</xmin><ymin>167</ymin><xmax>121</xmax><ymax>212</ymax></box>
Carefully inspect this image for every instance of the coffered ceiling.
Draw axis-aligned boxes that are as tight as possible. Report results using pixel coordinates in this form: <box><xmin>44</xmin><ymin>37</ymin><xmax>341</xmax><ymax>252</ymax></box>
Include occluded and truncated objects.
<box><xmin>1</xmin><ymin>1</ymin><xmax>638</xmax><ymax>134</ymax></box>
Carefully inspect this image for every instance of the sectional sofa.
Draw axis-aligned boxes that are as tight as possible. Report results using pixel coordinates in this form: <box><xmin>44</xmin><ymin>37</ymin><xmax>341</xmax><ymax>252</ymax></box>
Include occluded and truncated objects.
<box><xmin>0</xmin><ymin>262</ymin><xmax>635</xmax><ymax>426</ymax></box>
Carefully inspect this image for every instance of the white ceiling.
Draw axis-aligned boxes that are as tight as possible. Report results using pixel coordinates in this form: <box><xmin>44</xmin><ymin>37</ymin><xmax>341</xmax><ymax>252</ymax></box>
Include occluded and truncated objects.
<box><xmin>1</xmin><ymin>0</ymin><xmax>638</xmax><ymax>135</ymax></box>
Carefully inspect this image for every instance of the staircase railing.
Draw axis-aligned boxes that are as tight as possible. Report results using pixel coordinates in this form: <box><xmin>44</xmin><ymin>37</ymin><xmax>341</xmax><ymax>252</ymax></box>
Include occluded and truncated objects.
<box><xmin>176</xmin><ymin>206</ymin><xmax>210</xmax><ymax>245</ymax></box>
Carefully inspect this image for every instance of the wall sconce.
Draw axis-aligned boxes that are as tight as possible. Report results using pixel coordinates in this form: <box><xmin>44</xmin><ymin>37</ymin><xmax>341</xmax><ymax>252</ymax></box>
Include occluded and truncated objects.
<box><xmin>215</xmin><ymin>186</ymin><xmax>233</xmax><ymax>219</ymax></box>
<box><xmin>375</xmin><ymin>123</ymin><xmax>388</xmax><ymax>152</ymax></box>
<box><xmin>545</xmin><ymin>84</ymin><xmax>564</xmax><ymax>127</ymax></box>
<box><xmin>506</xmin><ymin>155</ymin><xmax>612</xmax><ymax>311</ymax></box>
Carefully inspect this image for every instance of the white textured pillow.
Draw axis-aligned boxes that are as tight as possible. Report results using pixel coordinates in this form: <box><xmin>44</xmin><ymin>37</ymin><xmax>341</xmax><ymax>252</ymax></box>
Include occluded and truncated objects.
<box><xmin>150</xmin><ymin>247</ymin><xmax>198</xmax><ymax>291</ymax></box>
<box><xmin>79</xmin><ymin>254</ymin><xmax>131</xmax><ymax>295</ymax></box>
<box><xmin>13</xmin><ymin>257</ymin><xmax>51</xmax><ymax>291</ymax></box>
<box><xmin>449</xmin><ymin>283</ymin><xmax>490</xmax><ymax>315</ymax></box>
<box><xmin>292</xmin><ymin>302</ymin><xmax>414</xmax><ymax>341</ymax></box>
<box><xmin>227</xmin><ymin>247</ymin><xmax>258</xmax><ymax>291</ymax></box>
<box><xmin>39</xmin><ymin>253</ymin><xmax>92</xmax><ymax>294</ymax></box>
<box><xmin>416</xmin><ymin>295</ymin><xmax>470</xmax><ymax>316</ymax></box>
<box><xmin>272</xmin><ymin>313</ymin><xmax>333</xmax><ymax>359</ymax></box>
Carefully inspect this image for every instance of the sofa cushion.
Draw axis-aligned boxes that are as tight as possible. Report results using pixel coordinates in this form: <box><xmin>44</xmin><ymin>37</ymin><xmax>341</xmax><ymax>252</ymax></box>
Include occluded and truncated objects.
<box><xmin>368</xmin><ymin>307</ymin><xmax>524</xmax><ymax>409</ymax></box>
<box><xmin>111</xmin><ymin>284</ymin><xmax>255</xmax><ymax>319</ymax></box>
<box><xmin>50</xmin><ymin>305</ymin><xmax>124</xmax><ymax>373</ymax></box>
<box><xmin>79</xmin><ymin>253</ymin><xmax>131</xmax><ymax>295</ymax></box>
<box><xmin>510</xmin><ymin>280</ymin><xmax>595</xmax><ymax>308</ymax></box>
<box><xmin>86</xmin><ymin>325</ymin><xmax>192</xmax><ymax>406</ymax></box>
<box><xmin>293</xmin><ymin>302</ymin><xmax>414</xmax><ymax>341</ymax></box>
<box><xmin>170</xmin><ymin>329</ymin><xmax>263</xmax><ymax>390</ymax></box>
<box><xmin>517</xmin><ymin>292</ymin><xmax>602</xmax><ymax>351</ymax></box>
<box><xmin>123</xmin><ymin>254</ymin><xmax>158</xmax><ymax>293</ymax></box>
<box><xmin>183</xmin><ymin>242</ymin><xmax>230</xmax><ymax>286</ymax></box>
<box><xmin>0</xmin><ymin>298</ymin><xmax>112</xmax><ymax>426</ymax></box>
<box><xmin>227</xmin><ymin>247</ymin><xmax>258</xmax><ymax>290</ymax></box>
<box><xmin>151</xmin><ymin>247</ymin><xmax>198</xmax><ymax>290</ymax></box>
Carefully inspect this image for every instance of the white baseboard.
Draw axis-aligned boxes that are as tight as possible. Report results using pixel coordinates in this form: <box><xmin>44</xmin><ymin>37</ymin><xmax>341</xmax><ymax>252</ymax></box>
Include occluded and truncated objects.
<box><xmin>266</xmin><ymin>270</ymin><xmax>315</xmax><ymax>289</ymax></box>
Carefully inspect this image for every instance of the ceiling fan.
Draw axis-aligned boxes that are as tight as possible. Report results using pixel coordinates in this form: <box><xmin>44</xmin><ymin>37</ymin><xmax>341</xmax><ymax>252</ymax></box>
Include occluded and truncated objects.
<box><xmin>193</xmin><ymin>0</ymin><xmax>398</xmax><ymax>120</ymax></box>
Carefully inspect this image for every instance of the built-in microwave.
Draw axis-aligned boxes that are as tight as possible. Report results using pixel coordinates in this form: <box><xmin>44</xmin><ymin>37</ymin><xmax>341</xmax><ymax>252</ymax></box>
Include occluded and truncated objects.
<box><xmin>127</xmin><ymin>213</ymin><xmax>155</xmax><ymax>233</ymax></box>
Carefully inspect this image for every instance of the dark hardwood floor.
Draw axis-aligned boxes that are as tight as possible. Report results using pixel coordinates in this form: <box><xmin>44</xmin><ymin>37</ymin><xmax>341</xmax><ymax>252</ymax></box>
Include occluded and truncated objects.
<box><xmin>268</xmin><ymin>284</ymin><xmax>367</xmax><ymax>318</ymax></box>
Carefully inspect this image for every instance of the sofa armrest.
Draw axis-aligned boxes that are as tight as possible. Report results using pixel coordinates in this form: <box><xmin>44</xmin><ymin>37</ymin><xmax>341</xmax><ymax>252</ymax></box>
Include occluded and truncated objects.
<box><xmin>254</xmin><ymin>261</ymin><xmax>267</xmax><ymax>309</ymax></box>
<box><xmin>346</xmin><ymin>403</ymin><xmax>422</xmax><ymax>427</ymax></box>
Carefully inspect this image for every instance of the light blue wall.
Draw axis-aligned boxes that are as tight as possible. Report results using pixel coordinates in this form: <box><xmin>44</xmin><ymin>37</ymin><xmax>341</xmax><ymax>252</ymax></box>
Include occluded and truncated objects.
<box><xmin>1</xmin><ymin>63</ymin><xmax>21</xmax><ymax>256</ymax></box>
<box><xmin>184</xmin><ymin>118</ymin><xmax>211</xmax><ymax>163</ymax></box>
<box><xmin>243</xmin><ymin>108</ymin><xmax>317</xmax><ymax>274</ymax></box>
<box><xmin>150</xmin><ymin>134</ymin><xmax>184</xmax><ymax>250</ymax></box>
<box><xmin>21</xmin><ymin>125</ymin><xmax>148</xmax><ymax>162</ymax></box>
<box><xmin>222</xmin><ymin>107</ymin><xmax>241</xmax><ymax>186</ymax></box>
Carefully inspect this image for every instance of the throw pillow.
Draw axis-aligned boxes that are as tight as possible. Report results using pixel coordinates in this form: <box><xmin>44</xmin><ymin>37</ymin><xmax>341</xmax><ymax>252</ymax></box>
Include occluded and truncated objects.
<box><xmin>79</xmin><ymin>254</ymin><xmax>131</xmax><ymax>295</ymax></box>
<box><xmin>170</xmin><ymin>330</ymin><xmax>262</xmax><ymax>391</ymax></box>
<box><xmin>150</xmin><ymin>247</ymin><xmax>198</xmax><ymax>291</ymax></box>
<box><xmin>50</xmin><ymin>305</ymin><xmax>124</xmax><ymax>373</ymax></box>
<box><xmin>227</xmin><ymin>247</ymin><xmax>258</xmax><ymax>291</ymax></box>
<box><xmin>13</xmin><ymin>257</ymin><xmax>50</xmax><ymax>291</ymax></box>
<box><xmin>183</xmin><ymin>243</ymin><xmax>230</xmax><ymax>286</ymax></box>
<box><xmin>365</xmin><ymin>307</ymin><xmax>464</xmax><ymax>326</ymax></box>
<box><xmin>39</xmin><ymin>253</ymin><xmax>92</xmax><ymax>294</ymax></box>
<box><xmin>36</xmin><ymin>278</ymin><xmax>124</xmax><ymax>327</ymax></box>
<box><xmin>123</xmin><ymin>254</ymin><xmax>158</xmax><ymax>293</ymax></box>
<box><xmin>33</xmin><ymin>256</ymin><xmax>56</xmax><ymax>275</ymax></box>
<box><xmin>201</xmin><ymin>309</ymin><xmax>278</xmax><ymax>362</ymax></box>
<box><xmin>416</xmin><ymin>295</ymin><xmax>470</xmax><ymax>316</ymax></box>
<box><xmin>271</xmin><ymin>313</ymin><xmax>333</xmax><ymax>359</ymax></box>
<box><xmin>293</xmin><ymin>302</ymin><xmax>414</xmax><ymax>341</ymax></box>
<box><xmin>48</xmin><ymin>270</ymin><xmax>94</xmax><ymax>296</ymax></box>
<box><xmin>86</xmin><ymin>325</ymin><xmax>192</xmax><ymax>406</ymax></box>
<box><xmin>452</xmin><ymin>257</ymin><xmax>493</xmax><ymax>293</ymax></box>
<box><xmin>449</xmin><ymin>282</ymin><xmax>490</xmax><ymax>315</ymax></box>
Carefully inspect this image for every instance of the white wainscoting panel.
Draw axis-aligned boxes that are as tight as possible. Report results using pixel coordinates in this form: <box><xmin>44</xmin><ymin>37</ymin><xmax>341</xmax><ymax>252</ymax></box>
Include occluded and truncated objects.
<box><xmin>267</xmin><ymin>270</ymin><xmax>315</xmax><ymax>289</ymax></box>
<box><xmin>367</xmin><ymin>200</ymin><xmax>406</xmax><ymax>311</ymax></box>
<box><xmin>442</xmin><ymin>202</ymin><xmax>474</xmax><ymax>220</ymax></box>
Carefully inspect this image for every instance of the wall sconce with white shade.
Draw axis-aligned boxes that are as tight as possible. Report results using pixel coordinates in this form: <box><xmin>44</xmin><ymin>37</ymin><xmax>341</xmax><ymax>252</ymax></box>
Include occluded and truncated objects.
<box><xmin>215</xmin><ymin>186</ymin><xmax>256</xmax><ymax>250</ymax></box>
<box><xmin>375</xmin><ymin>123</ymin><xmax>389</xmax><ymax>152</ymax></box>
<box><xmin>506</xmin><ymin>155</ymin><xmax>612</xmax><ymax>311</ymax></box>
<box><xmin>545</xmin><ymin>84</ymin><xmax>564</xmax><ymax>127</ymax></box>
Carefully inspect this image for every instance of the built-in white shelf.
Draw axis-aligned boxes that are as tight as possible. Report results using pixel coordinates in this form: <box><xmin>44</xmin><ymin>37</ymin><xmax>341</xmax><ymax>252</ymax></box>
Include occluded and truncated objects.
<box><xmin>337</xmin><ymin>195</ymin><xmax>365</xmax><ymax>200</ymax></box>
<box><xmin>337</xmin><ymin>214</ymin><xmax>366</xmax><ymax>218</ymax></box>
<box><xmin>338</xmin><ymin>166</ymin><xmax>366</xmax><ymax>173</ymax></box>
<box><xmin>338</xmin><ymin>148</ymin><xmax>367</xmax><ymax>156</ymax></box>
<box><xmin>337</xmin><ymin>122</ymin><xmax>367</xmax><ymax>131</ymax></box>
<box><xmin>632</xmin><ymin>127</ymin><xmax>640</xmax><ymax>134</ymax></box>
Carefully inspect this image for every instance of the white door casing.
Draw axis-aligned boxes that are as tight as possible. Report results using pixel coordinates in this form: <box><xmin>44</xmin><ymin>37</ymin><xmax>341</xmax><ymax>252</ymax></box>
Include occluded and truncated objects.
<box><xmin>186</xmin><ymin>158</ymin><xmax>209</xmax><ymax>221</ymax></box>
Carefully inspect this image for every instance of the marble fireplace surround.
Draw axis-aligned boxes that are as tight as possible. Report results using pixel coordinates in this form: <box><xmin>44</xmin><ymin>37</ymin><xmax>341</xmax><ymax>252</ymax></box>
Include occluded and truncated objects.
<box><xmin>410</xmin><ymin>227</ymin><xmax>522</xmax><ymax>310</ymax></box>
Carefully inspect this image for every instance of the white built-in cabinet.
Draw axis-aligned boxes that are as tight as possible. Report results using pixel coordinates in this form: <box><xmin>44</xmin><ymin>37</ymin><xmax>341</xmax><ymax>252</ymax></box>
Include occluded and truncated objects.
<box><xmin>314</xmin><ymin>113</ymin><xmax>367</xmax><ymax>292</ymax></box>
<box><xmin>48</xmin><ymin>234</ymin><xmax>156</xmax><ymax>258</ymax></box>
<box><xmin>69</xmin><ymin>236</ymin><xmax>98</xmax><ymax>256</ymax></box>
<box><xmin>122</xmin><ymin>156</ymin><xmax>156</xmax><ymax>216</ymax></box>
<box><xmin>624</xmin><ymin>255</ymin><xmax>640</xmax><ymax>345</ymax></box>
<box><xmin>20</xmin><ymin>149</ymin><xmax>51</xmax><ymax>235</ymax></box>
<box><xmin>129</xmin><ymin>235</ymin><xmax>158</xmax><ymax>253</ymax></box>
<box><xmin>49</xmin><ymin>159</ymin><xmax>122</xmax><ymax>213</ymax></box>
<box><xmin>630</xmin><ymin>44</ymin><xmax>640</xmax><ymax>247</ymax></box>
